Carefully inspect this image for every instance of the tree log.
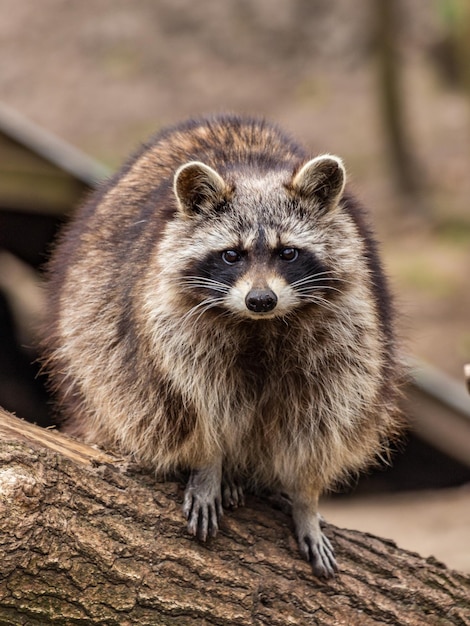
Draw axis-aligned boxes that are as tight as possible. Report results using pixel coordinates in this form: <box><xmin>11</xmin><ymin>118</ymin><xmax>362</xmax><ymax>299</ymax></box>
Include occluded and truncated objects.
<box><xmin>0</xmin><ymin>407</ymin><xmax>468</xmax><ymax>625</ymax></box>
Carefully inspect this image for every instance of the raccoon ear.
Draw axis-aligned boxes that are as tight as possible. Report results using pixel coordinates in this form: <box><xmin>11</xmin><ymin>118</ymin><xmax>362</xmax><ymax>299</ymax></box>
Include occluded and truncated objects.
<box><xmin>291</xmin><ymin>155</ymin><xmax>346</xmax><ymax>212</ymax></box>
<box><xmin>174</xmin><ymin>161</ymin><xmax>228</xmax><ymax>217</ymax></box>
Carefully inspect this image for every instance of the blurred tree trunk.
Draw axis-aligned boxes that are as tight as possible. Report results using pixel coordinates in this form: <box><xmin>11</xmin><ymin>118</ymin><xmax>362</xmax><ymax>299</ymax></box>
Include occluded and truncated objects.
<box><xmin>375</xmin><ymin>0</ymin><xmax>423</xmax><ymax>202</ymax></box>
<box><xmin>457</xmin><ymin>6</ymin><xmax>470</xmax><ymax>99</ymax></box>
<box><xmin>445</xmin><ymin>1</ymin><xmax>470</xmax><ymax>101</ymax></box>
<box><xmin>0</xmin><ymin>406</ymin><xmax>469</xmax><ymax>625</ymax></box>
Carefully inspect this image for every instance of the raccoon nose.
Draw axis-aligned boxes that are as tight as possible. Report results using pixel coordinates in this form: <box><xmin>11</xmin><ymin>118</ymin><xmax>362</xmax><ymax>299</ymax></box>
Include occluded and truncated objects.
<box><xmin>245</xmin><ymin>289</ymin><xmax>278</xmax><ymax>313</ymax></box>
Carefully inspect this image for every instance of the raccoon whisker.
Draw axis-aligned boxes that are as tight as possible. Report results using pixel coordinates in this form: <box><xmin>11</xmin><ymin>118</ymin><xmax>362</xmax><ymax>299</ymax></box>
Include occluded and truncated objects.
<box><xmin>183</xmin><ymin>297</ymin><xmax>223</xmax><ymax>318</ymax></box>
<box><xmin>182</xmin><ymin>296</ymin><xmax>226</xmax><ymax>325</ymax></box>
<box><xmin>312</xmin><ymin>293</ymin><xmax>343</xmax><ymax>308</ymax></box>
<box><xmin>193</xmin><ymin>301</ymin><xmax>230</xmax><ymax>325</ymax></box>
<box><xmin>295</xmin><ymin>282</ymin><xmax>343</xmax><ymax>292</ymax></box>
<box><xmin>291</xmin><ymin>273</ymin><xmax>352</xmax><ymax>289</ymax></box>
<box><xmin>174</xmin><ymin>277</ymin><xmax>231</xmax><ymax>294</ymax></box>
<box><xmin>304</xmin><ymin>297</ymin><xmax>340</xmax><ymax>313</ymax></box>
<box><xmin>179</xmin><ymin>276</ymin><xmax>230</xmax><ymax>286</ymax></box>
<box><xmin>290</xmin><ymin>271</ymin><xmax>337</xmax><ymax>288</ymax></box>
<box><xmin>300</xmin><ymin>294</ymin><xmax>344</xmax><ymax>315</ymax></box>
<box><xmin>172</xmin><ymin>276</ymin><xmax>228</xmax><ymax>286</ymax></box>
<box><xmin>295</xmin><ymin>285</ymin><xmax>345</xmax><ymax>296</ymax></box>
<box><xmin>289</xmin><ymin>275</ymin><xmax>343</xmax><ymax>290</ymax></box>
<box><xmin>183</xmin><ymin>283</ymin><xmax>230</xmax><ymax>295</ymax></box>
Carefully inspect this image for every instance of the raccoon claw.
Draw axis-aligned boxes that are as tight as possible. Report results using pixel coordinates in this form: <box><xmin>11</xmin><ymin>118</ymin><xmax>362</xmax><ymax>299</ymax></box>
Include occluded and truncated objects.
<box><xmin>293</xmin><ymin>502</ymin><xmax>338</xmax><ymax>579</ymax></box>
<box><xmin>183</xmin><ymin>493</ymin><xmax>222</xmax><ymax>541</ymax></box>
<box><xmin>222</xmin><ymin>477</ymin><xmax>245</xmax><ymax>509</ymax></box>
<box><xmin>183</xmin><ymin>467</ymin><xmax>223</xmax><ymax>542</ymax></box>
<box><xmin>298</xmin><ymin>532</ymin><xmax>338</xmax><ymax>579</ymax></box>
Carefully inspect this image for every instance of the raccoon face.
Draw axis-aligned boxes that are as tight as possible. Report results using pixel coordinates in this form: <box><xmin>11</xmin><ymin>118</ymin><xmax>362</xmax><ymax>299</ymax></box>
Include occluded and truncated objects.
<box><xmin>173</xmin><ymin>156</ymin><xmax>346</xmax><ymax>320</ymax></box>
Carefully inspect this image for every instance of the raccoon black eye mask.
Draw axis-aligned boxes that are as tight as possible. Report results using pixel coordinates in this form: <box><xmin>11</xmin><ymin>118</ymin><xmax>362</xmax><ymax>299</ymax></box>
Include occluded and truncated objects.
<box><xmin>44</xmin><ymin>114</ymin><xmax>402</xmax><ymax>579</ymax></box>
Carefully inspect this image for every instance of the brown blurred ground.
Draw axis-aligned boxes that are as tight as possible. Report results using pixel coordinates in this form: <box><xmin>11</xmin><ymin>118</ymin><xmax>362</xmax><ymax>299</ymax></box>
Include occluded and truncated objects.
<box><xmin>0</xmin><ymin>1</ymin><xmax>469</xmax><ymax>571</ymax></box>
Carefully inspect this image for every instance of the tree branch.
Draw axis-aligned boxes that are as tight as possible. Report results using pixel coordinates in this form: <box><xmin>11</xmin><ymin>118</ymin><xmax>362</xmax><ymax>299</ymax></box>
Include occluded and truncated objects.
<box><xmin>0</xmin><ymin>407</ymin><xmax>468</xmax><ymax>625</ymax></box>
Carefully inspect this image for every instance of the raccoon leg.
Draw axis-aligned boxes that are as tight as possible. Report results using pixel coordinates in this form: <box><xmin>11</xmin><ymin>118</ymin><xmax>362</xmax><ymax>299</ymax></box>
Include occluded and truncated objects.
<box><xmin>291</xmin><ymin>492</ymin><xmax>338</xmax><ymax>579</ymax></box>
<box><xmin>183</xmin><ymin>460</ymin><xmax>223</xmax><ymax>542</ymax></box>
<box><xmin>222</xmin><ymin>474</ymin><xmax>245</xmax><ymax>509</ymax></box>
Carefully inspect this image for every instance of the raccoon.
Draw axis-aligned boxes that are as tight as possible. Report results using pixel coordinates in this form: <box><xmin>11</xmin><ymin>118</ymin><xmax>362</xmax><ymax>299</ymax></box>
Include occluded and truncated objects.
<box><xmin>44</xmin><ymin>114</ymin><xmax>402</xmax><ymax>578</ymax></box>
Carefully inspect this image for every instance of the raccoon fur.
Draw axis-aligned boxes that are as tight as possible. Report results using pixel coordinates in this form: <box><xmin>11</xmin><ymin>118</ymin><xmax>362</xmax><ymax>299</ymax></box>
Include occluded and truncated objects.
<box><xmin>43</xmin><ymin>114</ymin><xmax>403</xmax><ymax>578</ymax></box>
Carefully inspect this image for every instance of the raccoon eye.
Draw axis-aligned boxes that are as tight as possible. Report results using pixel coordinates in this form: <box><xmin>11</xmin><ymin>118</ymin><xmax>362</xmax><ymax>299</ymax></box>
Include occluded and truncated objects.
<box><xmin>279</xmin><ymin>247</ymin><xmax>298</xmax><ymax>262</ymax></box>
<box><xmin>222</xmin><ymin>250</ymin><xmax>242</xmax><ymax>265</ymax></box>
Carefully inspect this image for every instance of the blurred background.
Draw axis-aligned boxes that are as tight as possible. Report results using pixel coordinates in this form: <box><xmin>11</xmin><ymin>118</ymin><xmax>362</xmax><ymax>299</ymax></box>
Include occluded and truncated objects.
<box><xmin>0</xmin><ymin>0</ymin><xmax>469</xmax><ymax>572</ymax></box>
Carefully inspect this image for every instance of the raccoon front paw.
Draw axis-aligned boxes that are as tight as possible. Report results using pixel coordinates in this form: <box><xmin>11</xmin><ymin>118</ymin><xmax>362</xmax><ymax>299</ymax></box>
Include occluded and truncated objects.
<box><xmin>293</xmin><ymin>502</ymin><xmax>338</xmax><ymax>579</ymax></box>
<box><xmin>183</xmin><ymin>466</ymin><xmax>223</xmax><ymax>542</ymax></box>
<box><xmin>222</xmin><ymin>476</ymin><xmax>245</xmax><ymax>509</ymax></box>
<box><xmin>298</xmin><ymin>530</ymin><xmax>338</xmax><ymax>579</ymax></box>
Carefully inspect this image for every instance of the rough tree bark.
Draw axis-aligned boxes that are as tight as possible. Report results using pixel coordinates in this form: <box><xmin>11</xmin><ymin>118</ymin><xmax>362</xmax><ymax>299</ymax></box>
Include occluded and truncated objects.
<box><xmin>0</xmin><ymin>407</ymin><xmax>469</xmax><ymax>625</ymax></box>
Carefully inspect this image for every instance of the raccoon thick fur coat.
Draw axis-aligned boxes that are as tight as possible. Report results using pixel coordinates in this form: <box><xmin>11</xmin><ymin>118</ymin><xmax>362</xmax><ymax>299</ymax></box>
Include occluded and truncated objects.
<box><xmin>44</xmin><ymin>114</ymin><xmax>402</xmax><ymax>578</ymax></box>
